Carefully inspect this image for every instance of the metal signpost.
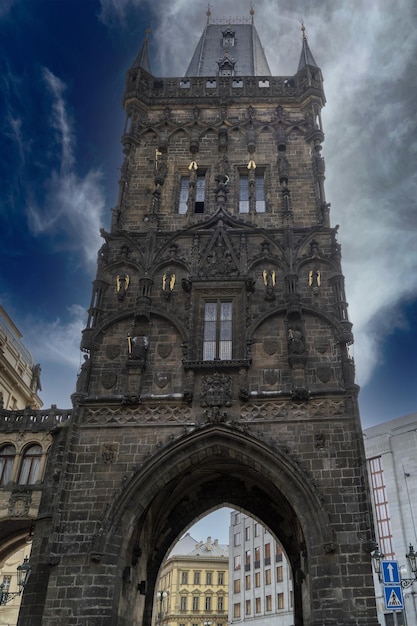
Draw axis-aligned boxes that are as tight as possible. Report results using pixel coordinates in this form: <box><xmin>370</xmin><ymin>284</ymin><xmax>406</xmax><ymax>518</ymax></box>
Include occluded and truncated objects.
<box><xmin>381</xmin><ymin>561</ymin><xmax>404</xmax><ymax>614</ymax></box>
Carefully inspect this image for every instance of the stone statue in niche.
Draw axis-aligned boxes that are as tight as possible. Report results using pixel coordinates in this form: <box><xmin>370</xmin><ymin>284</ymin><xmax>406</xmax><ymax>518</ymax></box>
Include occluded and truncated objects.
<box><xmin>127</xmin><ymin>335</ymin><xmax>149</xmax><ymax>366</ymax></box>
<box><xmin>288</xmin><ymin>328</ymin><xmax>305</xmax><ymax>354</ymax></box>
<box><xmin>116</xmin><ymin>275</ymin><xmax>130</xmax><ymax>300</ymax></box>
<box><xmin>76</xmin><ymin>354</ymin><xmax>91</xmax><ymax>393</ymax></box>
<box><xmin>263</xmin><ymin>269</ymin><xmax>276</xmax><ymax>301</ymax></box>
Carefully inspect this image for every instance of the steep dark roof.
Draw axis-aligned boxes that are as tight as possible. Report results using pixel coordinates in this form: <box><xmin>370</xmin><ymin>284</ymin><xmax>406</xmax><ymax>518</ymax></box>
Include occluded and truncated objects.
<box><xmin>131</xmin><ymin>28</ymin><xmax>152</xmax><ymax>73</ymax></box>
<box><xmin>185</xmin><ymin>23</ymin><xmax>271</xmax><ymax>77</ymax></box>
<box><xmin>297</xmin><ymin>26</ymin><xmax>319</xmax><ymax>71</ymax></box>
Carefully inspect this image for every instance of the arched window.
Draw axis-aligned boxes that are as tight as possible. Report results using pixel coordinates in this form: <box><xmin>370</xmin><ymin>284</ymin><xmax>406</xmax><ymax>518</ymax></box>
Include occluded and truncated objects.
<box><xmin>18</xmin><ymin>445</ymin><xmax>42</xmax><ymax>485</ymax></box>
<box><xmin>0</xmin><ymin>445</ymin><xmax>16</xmax><ymax>485</ymax></box>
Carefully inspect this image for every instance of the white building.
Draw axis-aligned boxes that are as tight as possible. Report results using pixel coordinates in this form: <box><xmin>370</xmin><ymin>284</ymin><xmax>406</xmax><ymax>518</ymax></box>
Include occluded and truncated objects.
<box><xmin>364</xmin><ymin>412</ymin><xmax>417</xmax><ymax>626</ymax></box>
<box><xmin>228</xmin><ymin>511</ymin><xmax>293</xmax><ymax>626</ymax></box>
<box><xmin>0</xmin><ymin>306</ymin><xmax>42</xmax><ymax>410</ymax></box>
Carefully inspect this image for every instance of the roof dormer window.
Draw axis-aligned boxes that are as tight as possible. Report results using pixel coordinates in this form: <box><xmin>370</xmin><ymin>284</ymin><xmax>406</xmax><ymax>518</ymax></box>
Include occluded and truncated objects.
<box><xmin>222</xmin><ymin>27</ymin><xmax>235</xmax><ymax>47</ymax></box>
<box><xmin>218</xmin><ymin>54</ymin><xmax>236</xmax><ymax>77</ymax></box>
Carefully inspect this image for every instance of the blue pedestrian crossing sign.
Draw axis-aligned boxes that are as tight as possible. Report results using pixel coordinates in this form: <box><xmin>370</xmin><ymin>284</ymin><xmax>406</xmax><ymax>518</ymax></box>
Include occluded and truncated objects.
<box><xmin>381</xmin><ymin>560</ymin><xmax>401</xmax><ymax>585</ymax></box>
<box><xmin>384</xmin><ymin>585</ymin><xmax>404</xmax><ymax>610</ymax></box>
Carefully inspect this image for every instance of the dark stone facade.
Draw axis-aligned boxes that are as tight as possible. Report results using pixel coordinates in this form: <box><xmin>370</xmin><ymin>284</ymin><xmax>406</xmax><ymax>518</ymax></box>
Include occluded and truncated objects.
<box><xmin>13</xmin><ymin>21</ymin><xmax>379</xmax><ymax>626</ymax></box>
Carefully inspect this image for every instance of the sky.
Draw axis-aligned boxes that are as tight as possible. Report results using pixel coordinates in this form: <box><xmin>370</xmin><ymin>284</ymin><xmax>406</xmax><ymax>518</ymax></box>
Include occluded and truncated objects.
<box><xmin>0</xmin><ymin>0</ymin><xmax>416</xmax><ymax>431</ymax></box>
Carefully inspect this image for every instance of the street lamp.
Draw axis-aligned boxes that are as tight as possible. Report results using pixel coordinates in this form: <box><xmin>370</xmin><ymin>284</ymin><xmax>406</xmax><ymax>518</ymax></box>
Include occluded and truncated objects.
<box><xmin>0</xmin><ymin>556</ymin><xmax>31</xmax><ymax>605</ymax></box>
<box><xmin>371</xmin><ymin>545</ymin><xmax>385</xmax><ymax>581</ymax></box>
<box><xmin>401</xmin><ymin>544</ymin><xmax>417</xmax><ymax>589</ymax></box>
<box><xmin>157</xmin><ymin>590</ymin><xmax>169</xmax><ymax>626</ymax></box>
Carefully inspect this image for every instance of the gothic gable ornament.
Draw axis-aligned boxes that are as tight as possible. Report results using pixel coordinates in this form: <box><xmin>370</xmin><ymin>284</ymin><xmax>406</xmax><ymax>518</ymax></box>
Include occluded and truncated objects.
<box><xmin>198</xmin><ymin>229</ymin><xmax>239</xmax><ymax>278</ymax></box>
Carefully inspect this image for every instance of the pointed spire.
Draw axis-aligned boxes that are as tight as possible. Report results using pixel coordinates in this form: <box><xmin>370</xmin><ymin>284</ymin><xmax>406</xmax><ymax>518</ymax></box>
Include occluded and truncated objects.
<box><xmin>131</xmin><ymin>27</ymin><xmax>152</xmax><ymax>73</ymax></box>
<box><xmin>297</xmin><ymin>21</ymin><xmax>319</xmax><ymax>71</ymax></box>
<box><xmin>206</xmin><ymin>3</ymin><xmax>211</xmax><ymax>24</ymax></box>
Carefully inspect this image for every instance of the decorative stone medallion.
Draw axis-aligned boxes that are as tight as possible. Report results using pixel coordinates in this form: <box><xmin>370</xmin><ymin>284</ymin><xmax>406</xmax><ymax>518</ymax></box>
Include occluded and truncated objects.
<box><xmin>101</xmin><ymin>372</ymin><xmax>117</xmax><ymax>389</ymax></box>
<box><xmin>158</xmin><ymin>343</ymin><xmax>172</xmax><ymax>359</ymax></box>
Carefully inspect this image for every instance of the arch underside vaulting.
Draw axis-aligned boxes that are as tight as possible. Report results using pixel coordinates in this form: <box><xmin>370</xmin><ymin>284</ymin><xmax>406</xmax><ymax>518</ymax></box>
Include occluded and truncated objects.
<box><xmin>105</xmin><ymin>424</ymin><xmax>332</xmax><ymax>626</ymax></box>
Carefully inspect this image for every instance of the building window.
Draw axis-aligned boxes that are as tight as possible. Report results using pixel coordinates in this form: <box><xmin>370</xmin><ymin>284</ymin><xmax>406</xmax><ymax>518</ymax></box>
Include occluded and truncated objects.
<box><xmin>276</xmin><ymin>565</ymin><xmax>283</xmax><ymax>582</ymax></box>
<box><xmin>245</xmin><ymin>550</ymin><xmax>251</xmax><ymax>568</ymax></box>
<box><xmin>217</xmin><ymin>596</ymin><xmax>224</xmax><ymax>611</ymax></box>
<box><xmin>266</xmin><ymin>595</ymin><xmax>272</xmax><ymax>612</ymax></box>
<box><xmin>254</xmin><ymin>523</ymin><xmax>260</xmax><ymax>537</ymax></box>
<box><xmin>234</xmin><ymin>555</ymin><xmax>241</xmax><ymax>571</ymax></box>
<box><xmin>255</xmin><ymin>572</ymin><xmax>261</xmax><ymax>587</ymax></box>
<box><xmin>192</xmin><ymin>596</ymin><xmax>199</xmax><ymax>611</ymax></box>
<box><xmin>203</xmin><ymin>301</ymin><xmax>232</xmax><ymax>360</ymax></box>
<box><xmin>245</xmin><ymin>526</ymin><xmax>250</xmax><ymax>541</ymax></box>
<box><xmin>194</xmin><ymin>174</ymin><xmax>206</xmax><ymax>212</ymax></box>
<box><xmin>234</xmin><ymin>532</ymin><xmax>241</xmax><ymax>547</ymax></box>
<box><xmin>2</xmin><ymin>576</ymin><xmax>11</xmax><ymax>592</ymax></box>
<box><xmin>276</xmin><ymin>545</ymin><xmax>283</xmax><ymax>562</ymax></box>
<box><xmin>182</xmin><ymin>571</ymin><xmax>189</xmax><ymax>584</ymax></box>
<box><xmin>18</xmin><ymin>444</ymin><xmax>42</xmax><ymax>484</ymax></box>
<box><xmin>205</xmin><ymin>596</ymin><xmax>212</xmax><ymax>611</ymax></box>
<box><xmin>217</xmin><ymin>571</ymin><xmax>224</xmax><ymax>585</ymax></box>
<box><xmin>233</xmin><ymin>603</ymin><xmax>241</xmax><ymax>618</ymax></box>
<box><xmin>245</xmin><ymin>575</ymin><xmax>251</xmax><ymax>590</ymax></box>
<box><xmin>255</xmin><ymin>597</ymin><xmax>261</xmax><ymax>613</ymax></box>
<box><xmin>0</xmin><ymin>445</ymin><xmax>15</xmax><ymax>485</ymax></box>
<box><xmin>369</xmin><ymin>456</ymin><xmax>394</xmax><ymax>558</ymax></box>
<box><xmin>206</xmin><ymin>572</ymin><xmax>212</xmax><ymax>585</ymax></box>
<box><xmin>254</xmin><ymin>546</ymin><xmax>260</xmax><ymax>567</ymax></box>
<box><xmin>233</xmin><ymin>512</ymin><xmax>240</xmax><ymax>525</ymax></box>
<box><xmin>265</xmin><ymin>542</ymin><xmax>271</xmax><ymax>565</ymax></box>
<box><xmin>233</xmin><ymin>579</ymin><xmax>241</xmax><ymax>593</ymax></box>
<box><xmin>179</xmin><ymin>176</ymin><xmax>190</xmax><ymax>214</ymax></box>
<box><xmin>180</xmin><ymin>596</ymin><xmax>187</xmax><ymax>611</ymax></box>
<box><xmin>265</xmin><ymin>569</ymin><xmax>271</xmax><ymax>585</ymax></box>
<box><xmin>277</xmin><ymin>593</ymin><xmax>284</xmax><ymax>610</ymax></box>
<box><xmin>194</xmin><ymin>571</ymin><xmax>200</xmax><ymax>584</ymax></box>
<box><xmin>178</xmin><ymin>173</ymin><xmax>206</xmax><ymax>213</ymax></box>
<box><xmin>239</xmin><ymin>172</ymin><xmax>265</xmax><ymax>213</ymax></box>
<box><xmin>245</xmin><ymin>599</ymin><xmax>251</xmax><ymax>615</ymax></box>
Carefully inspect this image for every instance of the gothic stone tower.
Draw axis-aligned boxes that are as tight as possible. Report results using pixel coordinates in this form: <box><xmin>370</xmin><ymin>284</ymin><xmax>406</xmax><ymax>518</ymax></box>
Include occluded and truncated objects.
<box><xmin>18</xmin><ymin>12</ymin><xmax>379</xmax><ymax>626</ymax></box>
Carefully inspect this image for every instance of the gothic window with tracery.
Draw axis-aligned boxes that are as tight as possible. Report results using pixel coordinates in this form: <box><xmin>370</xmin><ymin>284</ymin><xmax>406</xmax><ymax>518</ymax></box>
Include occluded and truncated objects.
<box><xmin>18</xmin><ymin>444</ymin><xmax>42</xmax><ymax>485</ymax></box>
<box><xmin>203</xmin><ymin>301</ymin><xmax>232</xmax><ymax>360</ymax></box>
<box><xmin>0</xmin><ymin>445</ymin><xmax>15</xmax><ymax>485</ymax></box>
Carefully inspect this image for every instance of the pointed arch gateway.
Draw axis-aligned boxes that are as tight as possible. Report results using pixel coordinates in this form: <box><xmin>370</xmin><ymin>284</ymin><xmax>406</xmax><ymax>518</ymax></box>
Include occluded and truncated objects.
<box><xmin>104</xmin><ymin>424</ymin><xmax>334</xmax><ymax>626</ymax></box>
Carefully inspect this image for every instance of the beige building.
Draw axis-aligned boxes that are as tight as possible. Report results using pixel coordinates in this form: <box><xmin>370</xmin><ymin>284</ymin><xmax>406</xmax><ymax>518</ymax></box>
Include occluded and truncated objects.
<box><xmin>156</xmin><ymin>534</ymin><xmax>229</xmax><ymax>626</ymax></box>
<box><xmin>0</xmin><ymin>307</ymin><xmax>43</xmax><ymax>624</ymax></box>
<box><xmin>0</xmin><ymin>307</ymin><xmax>42</xmax><ymax>411</ymax></box>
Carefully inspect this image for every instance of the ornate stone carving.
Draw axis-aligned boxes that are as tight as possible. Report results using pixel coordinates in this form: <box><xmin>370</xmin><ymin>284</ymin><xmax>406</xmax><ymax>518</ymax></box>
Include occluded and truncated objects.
<box><xmin>263</xmin><ymin>369</ymin><xmax>281</xmax><ymax>385</ymax></box>
<box><xmin>316</xmin><ymin>366</ymin><xmax>332</xmax><ymax>384</ymax></box>
<box><xmin>101</xmin><ymin>372</ymin><xmax>117</xmax><ymax>390</ymax></box>
<box><xmin>154</xmin><ymin>372</ymin><xmax>171</xmax><ymax>388</ymax></box>
<box><xmin>9</xmin><ymin>491</ymin><xmax>31</xmax><ymax>517</ymax></box>
<box><xmin>157</xmin><ymin>343</ymin><xmax>172</xmax><ymax>359</ymax></box>
<box><xmin>101</xmin><ymin>443</ymin><xmax>118</xmax><ymax>464</ymax></box>
<box><xmin>200</xmin><ymin>373</ymin><xmax>232</xmax><ymax>408</ymax></box>
<box><xmin>106</xmin><ymin>345</ymin><xmax>121</xmax><ymax>360</ymax></box>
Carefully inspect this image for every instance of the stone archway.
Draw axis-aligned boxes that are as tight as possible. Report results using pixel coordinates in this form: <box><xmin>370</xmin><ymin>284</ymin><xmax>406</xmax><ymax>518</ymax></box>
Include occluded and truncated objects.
<box><xmin>104</xmin><ymin>424</ymin><xmax>333</xmax><ymax>626</ymax></box>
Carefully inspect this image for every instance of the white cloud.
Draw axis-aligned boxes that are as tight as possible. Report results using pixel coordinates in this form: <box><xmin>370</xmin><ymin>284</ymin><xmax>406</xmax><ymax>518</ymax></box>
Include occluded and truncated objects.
<box><xmin>42</xmin><ymin>67</ymin><xmax>74</xmax><ymax>172</ymax></box>
<box><xmin>26</xmin><ymin>67</ymin><xmax>105</xmax><ymax>267</ymax></box>
<box><xmin>23</xmin><ymin>304</ymin><xmax>86</xmax><ymax>370</ymax></box>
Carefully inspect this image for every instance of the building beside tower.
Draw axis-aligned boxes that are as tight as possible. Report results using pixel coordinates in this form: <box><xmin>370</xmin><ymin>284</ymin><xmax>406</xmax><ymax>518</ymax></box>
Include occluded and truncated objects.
<box><xmin>364</xmin><ymin>413</ymin><xmax>417</xmax><ymax>626</ymax></box>
<box><xmin>155</xmin><ymin>534</ymin><xmax>229</xmax><ymax>626</ymax></box>
<box><xmin>14</xmin><ymin>9</ymin><xmax>379</xmax><ymax>626</ymax></box>
<box><xmin>228</xmin><ymin>512</ymin><xmax>293</xmax><ymax>626</ymax></box>
<box><xmin>0</xmin><ymin>307</ymin><xmax>42</xmax><ymax>411</ymax></box>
